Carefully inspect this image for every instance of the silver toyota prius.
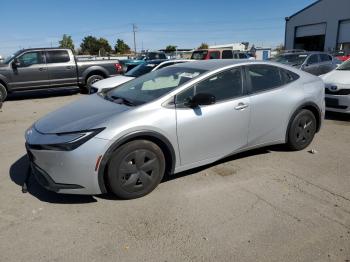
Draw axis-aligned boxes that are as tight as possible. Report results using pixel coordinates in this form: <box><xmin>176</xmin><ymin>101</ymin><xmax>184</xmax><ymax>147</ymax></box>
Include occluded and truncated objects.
<box><xmin>25</xmin><ymin>60</ymin><xmax>325</xmax><ymax>199</ymax></box>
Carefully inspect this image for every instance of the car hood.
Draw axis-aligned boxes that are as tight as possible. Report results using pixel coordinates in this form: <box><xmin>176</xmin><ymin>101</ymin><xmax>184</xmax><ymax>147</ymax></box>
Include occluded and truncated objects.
<box><xmin>321</xmin><ymin>70</ymin><xmax>350</xmax><ymax>85</ymax></box>
<box><xmin>92</xmin><ymin>75</ymin><xmax>134</xmax><ymax>91</ymax></box>
<box><xmin>34</xmin><ymin>94</ymin><xmax>129</xmax><ymax>134</ymax></box>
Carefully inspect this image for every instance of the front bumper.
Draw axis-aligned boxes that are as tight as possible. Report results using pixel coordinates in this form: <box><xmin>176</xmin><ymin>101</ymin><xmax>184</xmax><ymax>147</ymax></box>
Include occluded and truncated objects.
<box><xmin>25</xmin><ymin>132</ymin><xmax>111</xmax><ymax>195</ymax></box>
<box><xmin>325</xmin><ymin>94</ymin><xmax>350</xmax><ymax>114</ymax></box>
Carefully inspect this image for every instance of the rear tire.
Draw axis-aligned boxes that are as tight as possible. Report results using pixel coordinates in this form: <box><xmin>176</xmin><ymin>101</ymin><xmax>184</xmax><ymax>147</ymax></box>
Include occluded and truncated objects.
<box><xmin>0</xmin><ymin>84</ymin><xmax>7</xmax><ymax>102</ymax></box>
<box><xmin>83</xmin><ymin>75</ymin><xmax>104</xmax><ymax>94</ymax></box>
<box><xmin>287</xmin><ymin>109</ymin><xmax>317</xmax><ymax>151</ymax></box>
<box><xmin>107</xmin><ymin>140</ymin><xmax>165</xmax><ymax>199</ymax></box>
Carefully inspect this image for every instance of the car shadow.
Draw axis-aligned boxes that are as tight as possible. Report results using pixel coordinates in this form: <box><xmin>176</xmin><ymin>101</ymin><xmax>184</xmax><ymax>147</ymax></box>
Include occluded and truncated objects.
<box><xmin>325</xmin><ymin>111</ymin><xmax>350</xmax><ymax>122</ymax></box>
<box><xmin>9</xmin><ymin>155</ymin><xmax>97</xmax><ymax>204</ymax></box>
<box><xmin>9</xmin><ymin>146</ymin><xmax>287</xmax><ymax>203</ymax></box>
<box><xmin>6</xmin><ymin>86</ymin><xmax>81</xmax><ymax>101</ymax></box>
<box><xmin>162</xmin><ymin>147</ymin><xmax>273</xmax><ymax>183</ymax></box>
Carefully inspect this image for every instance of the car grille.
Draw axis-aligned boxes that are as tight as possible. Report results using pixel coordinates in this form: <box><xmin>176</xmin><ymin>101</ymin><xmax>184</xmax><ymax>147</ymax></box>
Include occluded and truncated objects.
<box><xmin>325</xmin><ymin>98</ymin><xmax>348</xmax><ymax>109</ymax></box>
<box><xmin>325</xmin><ymin>88</ymin><xmax>350</xmax><ymax>95</ymax></box>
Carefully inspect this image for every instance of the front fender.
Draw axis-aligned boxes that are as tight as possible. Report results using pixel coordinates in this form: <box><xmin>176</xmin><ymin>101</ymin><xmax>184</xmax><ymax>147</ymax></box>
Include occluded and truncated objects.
<box><xmin>97</xmin><ymin>130</ymin><xmax>176</xmax><ymax>194</ymax></box>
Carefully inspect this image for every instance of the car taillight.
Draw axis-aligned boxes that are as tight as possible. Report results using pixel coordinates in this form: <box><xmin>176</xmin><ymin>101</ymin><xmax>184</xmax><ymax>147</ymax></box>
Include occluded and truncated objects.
<box><xmin>115</xmin><ymin>63</ymin><xmax>122</xmax><ymax>73</ymax></box>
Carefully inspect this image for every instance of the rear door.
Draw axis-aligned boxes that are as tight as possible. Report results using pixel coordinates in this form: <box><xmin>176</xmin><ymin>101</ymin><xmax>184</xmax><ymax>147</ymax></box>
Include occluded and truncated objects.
<box><xmin>10</xmin><ymin>51</ymin><xmax>49</xmax><ymax>89</ymax></box>
<box><xmin>45</xmin><ymin>50</ymin><xmax>77</xmax><ymax>86</ymax></box>
<box><xmin>244</xmin><ymin>64</ymin><xmax>297</xmax><ymax>146</ymax></box>
<box><xmin>175</xmin><ymin>67</ymin><xmax>250</xmax><ymax>166</ymax></box>
<box><xmin>303</xmin><ymin>54</ymin><xmax>320</xmax><ymax>75</ymax></box>
<box><xmin>319</xmin><ymin>54</ymin><xmax>335</xmax><ymax>74</ymax></box>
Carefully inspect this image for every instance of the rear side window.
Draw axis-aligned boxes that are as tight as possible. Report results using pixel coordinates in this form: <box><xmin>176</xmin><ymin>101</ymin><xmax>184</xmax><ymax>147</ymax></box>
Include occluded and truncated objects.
<box><xmin>222</xmin><ymin>50</ymin><xmax>233</xmax><ymax>59</ymax></box>
<box><xmin>209</xmin><ymin>51</ymin><xmax>220</xmax><ymax>59</ymax></box>
<box><xmin>279</xmin><ymin>68</ymin><xmax>300</xmax><ymax>84</ymax></box>
<box><xmin>319</xmin><ymin>54</ymin><xmax>332</xmax><ymax>62</ymax></box>
<box><xmin>148</xmin><ymin>53</ymin><xmax>166</xmax><ymax>60</ymax></box>
<box><xmin>46</xmin><ymin>50</ymin><xmax>70</xmax><ymax>63</ymax></box>
<box><xmin>308</xmin><ymin>54</ymin><xmax>319</xmax><ymax>65</ymax></box>
<box><xmin>247</xmin><ymin>65</ymin><xmax>283</xmax><ymax>93</ymax></box>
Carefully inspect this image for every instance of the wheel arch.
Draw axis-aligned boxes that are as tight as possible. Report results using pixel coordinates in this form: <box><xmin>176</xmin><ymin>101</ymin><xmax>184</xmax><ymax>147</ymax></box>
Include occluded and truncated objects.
<box><xmin>82</xmin><ymin>67</ymin><xmax>108</xmax><ymax>85</ymax></box>
<box><xmin>0</xmin><ymin>76</ymin><xmax>8</xmax><ymax>90</ymax></box>
<box><xmin>97</xmin><ymin>131</ymin><xmax>176</xmax><ymax>194</ymax></box>
<box><xmin>285</xmin><ymin>101</ymin><xmax>322</xmax><ymax>142</ymax></box>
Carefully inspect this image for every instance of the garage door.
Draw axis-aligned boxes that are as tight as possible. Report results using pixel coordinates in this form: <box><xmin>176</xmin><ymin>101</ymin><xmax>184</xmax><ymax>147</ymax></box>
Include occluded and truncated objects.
<box><xmin>338</xmin><ymin>20</ymin><xmax>350</xmax><ymax>43</ymax></box>
<box><xmin>296</xmin><ymin>23</ymin><xmax>326</xmax><ymax>37</ymax></box>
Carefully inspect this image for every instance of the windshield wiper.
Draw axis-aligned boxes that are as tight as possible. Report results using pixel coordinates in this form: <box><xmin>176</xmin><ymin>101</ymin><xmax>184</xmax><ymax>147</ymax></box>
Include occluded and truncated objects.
<box><xmin>110</xmin><ymin>95</ymin><xmax>136</xmax><ymax>106</ymax></box>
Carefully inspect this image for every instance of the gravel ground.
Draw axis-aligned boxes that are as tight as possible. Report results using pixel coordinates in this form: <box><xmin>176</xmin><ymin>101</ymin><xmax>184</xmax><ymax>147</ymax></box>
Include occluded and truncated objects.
<box><xmin>0</xmin><ymin>88</ymin><xmax>349</xmax><ymax>262</ymax></box>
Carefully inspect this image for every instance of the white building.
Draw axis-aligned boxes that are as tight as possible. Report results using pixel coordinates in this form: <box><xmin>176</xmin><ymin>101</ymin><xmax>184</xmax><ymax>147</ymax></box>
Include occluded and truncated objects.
<box><xmin>285</xmin><ymin>0</ymin><xmax>350</xmax><ymax>53</ymax></box>
<box><xmin>209</xmin><ymin>43</ymin><xmax>247</xmax><ymax>51</ymax></box>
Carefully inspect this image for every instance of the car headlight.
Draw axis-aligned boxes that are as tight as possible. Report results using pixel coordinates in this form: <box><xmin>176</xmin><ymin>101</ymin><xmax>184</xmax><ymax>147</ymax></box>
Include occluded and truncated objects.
<box><xmin>28</xmin><ymin>128</ymin><xmax>105</xmax><ymax>151</ymax></box>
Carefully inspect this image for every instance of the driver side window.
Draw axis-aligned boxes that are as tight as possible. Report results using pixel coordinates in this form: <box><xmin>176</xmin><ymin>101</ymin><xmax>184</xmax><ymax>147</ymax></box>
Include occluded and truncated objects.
<box><xmin>17</xmin><ymin>52</ymin><xmax>43</xmax><ymax>67</ymax></box>
<box><xmin>176</xmin><ymin>67</ymin><xmax>244</xmax><ymax>105</ymax></box>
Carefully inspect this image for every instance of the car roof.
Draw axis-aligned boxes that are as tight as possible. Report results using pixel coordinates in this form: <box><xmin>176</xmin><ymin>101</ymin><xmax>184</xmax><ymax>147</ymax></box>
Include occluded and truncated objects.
<box><xmin>280</xmin><ymin>51</ymin><xmax>329</xmax><ymax>56</ymax></box>
<box><xmin>171</xmin><ymin>59</ymin><xmax>256</xmax><ymax>71</ymax></box>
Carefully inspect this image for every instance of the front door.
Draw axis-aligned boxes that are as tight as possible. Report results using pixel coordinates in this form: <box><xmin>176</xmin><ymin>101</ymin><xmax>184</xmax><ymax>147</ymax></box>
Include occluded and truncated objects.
<box><xmin>175</xmin><ymin>67</ymin><xmax>250</xmax><ymax>167</ymax></box>
<box><xmin>9</xmin><ymin>51</ymin><xmax>49</xmax><ymax>89</ymax></box>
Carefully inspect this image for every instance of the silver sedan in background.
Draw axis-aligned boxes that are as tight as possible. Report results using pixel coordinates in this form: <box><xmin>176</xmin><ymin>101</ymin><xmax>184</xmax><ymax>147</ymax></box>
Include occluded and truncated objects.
<box><xmin>25</xmin><ymin>60</ymin><xmax>325</xmax><ymax>199</ymax></box>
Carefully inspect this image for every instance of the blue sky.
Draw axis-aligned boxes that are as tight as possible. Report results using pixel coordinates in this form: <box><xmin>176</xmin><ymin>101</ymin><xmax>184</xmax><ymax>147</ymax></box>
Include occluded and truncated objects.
<box><xmin>0</xmin><ymin>0</ymin><xmax>315</xmax><ymax>56</ymax></box>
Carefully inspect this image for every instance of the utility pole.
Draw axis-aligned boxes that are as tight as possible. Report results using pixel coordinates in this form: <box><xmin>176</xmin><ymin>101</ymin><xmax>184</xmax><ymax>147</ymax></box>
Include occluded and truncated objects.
<box><xmin>133</xmin><ymin>24</ymin><xmax>137</xmax><ymax>55</ymax></box>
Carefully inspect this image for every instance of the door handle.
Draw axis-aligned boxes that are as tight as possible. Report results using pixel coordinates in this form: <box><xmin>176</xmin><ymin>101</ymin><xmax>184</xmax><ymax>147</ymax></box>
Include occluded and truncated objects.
<box><xmin>38</xmin><ymin>67</ymin><xmax>46</xmax><ymax>71</ymax></box>
<box><xmin>234</xmin><ymin>102</ymin><xmax>248</xmax><ymax>110</ymax></box>
<box><xmin>66</xmin><ymin>66</ymin><xmax>72</xmax><ymax>69</ymax></box>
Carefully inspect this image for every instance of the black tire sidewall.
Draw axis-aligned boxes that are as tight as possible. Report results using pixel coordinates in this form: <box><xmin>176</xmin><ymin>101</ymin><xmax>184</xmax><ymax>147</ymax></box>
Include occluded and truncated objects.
<box><xmin>86</xmin><ymin>75</ymin><xmax>104</xmax><ymax>93</ymax></box>
<box><xmin>0</xmin><ymin>84</ymin><xmax>7</xmax><ymax>102</ymax></box>
<box><xmin>107</xmin><ymin>140</ymin><xmax>165</xmax><ymax>199</ymax></box>
<box><xmin>288</xmin><ymin>109</ymin><xmax>316</xmax><ymax>151</ymax></box>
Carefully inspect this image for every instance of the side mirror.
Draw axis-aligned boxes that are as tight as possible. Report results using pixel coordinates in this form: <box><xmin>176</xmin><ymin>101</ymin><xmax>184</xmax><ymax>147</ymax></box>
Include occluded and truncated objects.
<box><xmin>12</xmin><ymin>58</ymin><xmax>20</xmax><ymax>68</ymax></box>
<box><xmin>184</xmin><ymin>93</ymin><xmax>216</xmax><ymax>108</ymax></box>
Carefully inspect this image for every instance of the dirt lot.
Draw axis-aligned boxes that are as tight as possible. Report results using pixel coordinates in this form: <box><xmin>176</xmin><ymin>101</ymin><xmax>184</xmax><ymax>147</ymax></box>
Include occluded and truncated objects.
<box><xmin>0</xmin><ymin>88</ymin><xmax>349</xmax><ymax>262</ymax></box>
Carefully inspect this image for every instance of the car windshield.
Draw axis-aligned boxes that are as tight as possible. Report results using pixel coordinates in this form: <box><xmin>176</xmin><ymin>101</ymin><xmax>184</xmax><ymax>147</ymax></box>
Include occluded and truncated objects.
<box><xmin>271</xmin><ymin>54</ymin><xmax>308</xmax><ymax>66</ymax></box>
<box><xmin>337</xmin><ymin>59</ymin><xmax>350</xmax><ymax>70</ymax></box>
<box><xmin>191</xmin><ymin>51</ymin><xmax>208</xmax><ymax>60</ymax></box>
<box><xmin>104</xmin><ymin>67</ymin><xmax>206</xmax><ymax>106</ymax></box>
<box><xmin>125</xmin><ymin>62</ymin><xmax>160</xmax><ymax>77</ymax></box>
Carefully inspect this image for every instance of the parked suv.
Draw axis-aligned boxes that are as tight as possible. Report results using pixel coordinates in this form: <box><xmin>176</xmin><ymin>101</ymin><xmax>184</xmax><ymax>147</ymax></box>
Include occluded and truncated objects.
<box><xmin>0</xmin><ymin>48</ymin><xmax>122</xmax><ymax>101</ymax></box>
<box><xmin>271</xmin><ymin>52</ymin><xmax>339</xmax><ymax>76</ymax></box>
<box><xmin>191</xmin><ymin>49</ymin><xmax>252</xmax><ymax>60</ymax></box>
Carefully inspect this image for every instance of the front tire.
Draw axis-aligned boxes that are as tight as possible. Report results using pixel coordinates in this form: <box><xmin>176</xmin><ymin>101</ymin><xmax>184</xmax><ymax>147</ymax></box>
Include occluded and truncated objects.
<box><xmin>107</xmin><ymin>140</ymin><xmax>165</xmax><ymax>199</ymax></box>
<box><xmin>0</xmin><ymin>84</ymin><xmax>7</xmax><ymax>102</ymax></box>
<box><xmin>287</xmin><ymin>109</ymin><xmax>317</xmax><ymax>151</ymax></box>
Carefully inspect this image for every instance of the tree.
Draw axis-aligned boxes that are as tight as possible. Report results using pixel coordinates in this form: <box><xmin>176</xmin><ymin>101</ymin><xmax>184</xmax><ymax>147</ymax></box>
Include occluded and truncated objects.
<box><xmin>165</xmin><ymin>45</ymin><xmax>177</xmax><ymax>52</ymax></box>
<box><xmin>198</xmin><ymin>43</ymin><xmax>209</xmax><ymax>50</ymax></box>
<box><xmin>98</xmin><ymin>37</ymin><xmax>112</xmax><ymax>56</ymax></box>
<box><xmin>80</xmin><ymin>36</ymin><xmax>112</xmax><ymax>55</ymax></box>
<box><xmin>59</xmin><ymin>34</ymin><xmax>75</xmax><ymax>51</ymax></box>
<box><xmin>80</xmin><ymin>36</ymin><xmax>100</xmax><ymax>55</ymax></box>
<box><xmin>114</xmin><ymin>39</ymin><xmax>131</xmax><ymax>54</ymax></box>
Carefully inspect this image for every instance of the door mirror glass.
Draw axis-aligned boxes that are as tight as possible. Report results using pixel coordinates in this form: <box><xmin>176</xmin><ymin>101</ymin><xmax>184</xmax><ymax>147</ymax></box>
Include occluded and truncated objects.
<box><xmin>184</xmin><ymin>93</ymin><xmax>216</xmax><ymax>108</ymax></box>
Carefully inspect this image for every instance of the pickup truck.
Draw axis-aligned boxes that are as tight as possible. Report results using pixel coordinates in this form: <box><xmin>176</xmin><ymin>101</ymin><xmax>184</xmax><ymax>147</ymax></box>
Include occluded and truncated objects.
<box><xmin>0</xmin><ymin>48</ymin><xmax>123</xmax><ymax>101</ymax></box>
